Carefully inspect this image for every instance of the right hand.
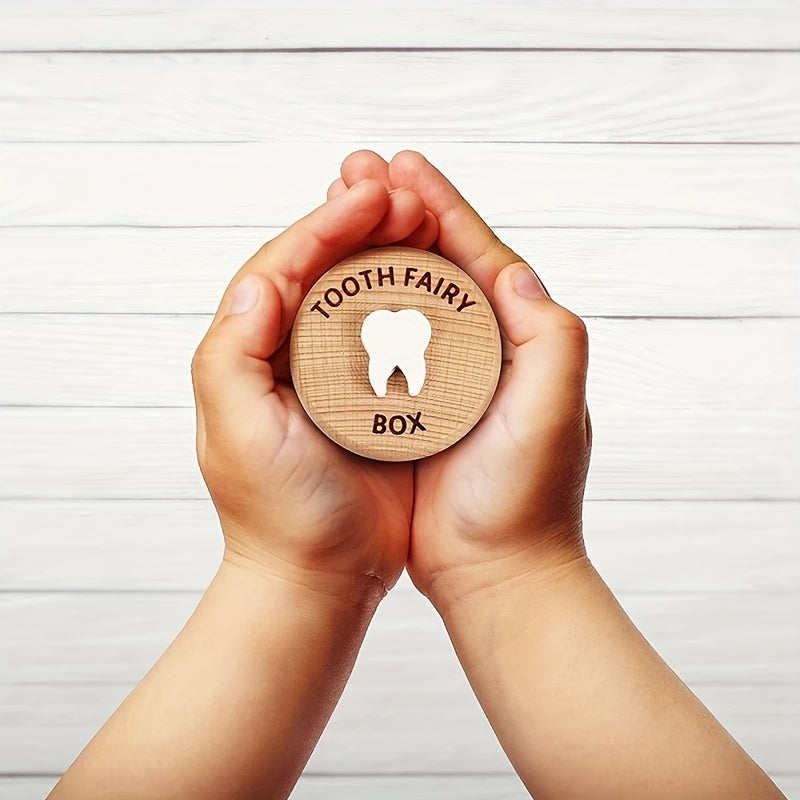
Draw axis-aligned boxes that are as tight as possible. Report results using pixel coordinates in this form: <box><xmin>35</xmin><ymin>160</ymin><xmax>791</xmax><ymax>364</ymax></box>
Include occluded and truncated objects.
<box><xmin>191</xmin><ymin>176</ymin><xmax>438</xmax><ymax>600</ymax></box>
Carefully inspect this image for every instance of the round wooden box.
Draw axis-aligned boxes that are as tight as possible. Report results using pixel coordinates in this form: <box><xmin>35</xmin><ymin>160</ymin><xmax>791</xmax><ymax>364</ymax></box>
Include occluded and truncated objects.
<box><xmin>290</xmin><ymin>246</ymin><xmax>501</xmax><ymax>461</ymax></box>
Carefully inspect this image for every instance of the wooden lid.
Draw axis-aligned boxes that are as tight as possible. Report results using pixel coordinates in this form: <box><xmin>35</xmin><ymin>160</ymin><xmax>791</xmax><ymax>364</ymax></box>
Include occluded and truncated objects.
<box><xmin>290</xmin><ymin>246</ymin><xmax>501</xmax><ymax>461</ymax></box>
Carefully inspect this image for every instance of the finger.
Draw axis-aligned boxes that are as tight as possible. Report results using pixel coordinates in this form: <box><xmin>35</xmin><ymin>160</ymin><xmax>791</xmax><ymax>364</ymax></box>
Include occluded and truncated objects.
<box><xmin>341</xmin><ymin>149</ymin><xmax>391</xmax><ymax>190</ymax></box>
<box><xmin>395</xmin><ymin>209</ymin><xmax>439</xmax><ymax>250</ymax></box>
<box><xmin>388</xmin><ymin>150</ymin><xmax>535</xmax><ymax>300</ymax></box>
<box><xmin>490</xmin><ymin>263</ymin><xmax>589</xmax><ymax>440</ymax></box>
<box><xmin>340</xmin><ymin>151</ymin><xmax>427</xmax><ymax>243</ymax></box>
<box><xmin>212</xmin><ymin>178</ymin><xmax>390</xmax><ymax>330</ymax></box>
<box><xmin>386</xmin><ymin>151</ymin><xmax>586</xmax><ymax>450</ymax></box>
<box><xmin>192</xmin><ymin>273</ymin><xmax>283</xmax><ymax>418</ymax></box>
<box><xmin>367</xmin><ymin>187</ymin><xmax>427</xmax><ymax>245</ymax></box>
<box><xmin>326</xmin><ymin>177</ymin><xmax>348</xmax><ymax>201</ymax></box>
<box><xmin>387</xmin><ymin>149</ymin><xmax>577</xmax><ymax>429</ymax></box>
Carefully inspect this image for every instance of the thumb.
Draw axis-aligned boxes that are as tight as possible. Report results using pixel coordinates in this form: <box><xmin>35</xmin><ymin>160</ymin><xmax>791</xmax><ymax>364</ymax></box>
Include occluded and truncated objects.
<box><xmin>491</xmin><ymin>263</ymin><xmax>589</xmax><ymax>439</ymax></box>
<box><xmin>192</xmin><ymin>273</ymin><xmax>283</xmax><ymax>414</ymax></box>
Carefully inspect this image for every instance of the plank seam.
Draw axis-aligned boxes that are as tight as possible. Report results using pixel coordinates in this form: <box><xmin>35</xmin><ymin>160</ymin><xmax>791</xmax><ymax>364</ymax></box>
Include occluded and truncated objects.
<box><xmin>2</xmin><ymin>770</ymin><xmax>799</xmax><ymax>777</ymax></box>
<box><xmin>2</xmin><ymin>589</ymin><xmax>798</xmax><ymax>597</ymax></box>
<box><xmin>2</xmin><ymin>47</ymin><xmax>800</xmax><ymax>54</ymax></box>
<box><xmin>4</xmin><ymin>225</ymin><xmax>799</xmax><ymax>231</ymax></box>
<box><xmin>2</xmin><ymin>313</ymin><xmax>798</xmax><ymax>320</ymax></box>
<box><xmin>3</xmin><ymin>496</ymin><xmax>797</xmax><ymax>502</ymax></box>
<box><xmin>1</xmin><ymin>498</ymin><xmax>797</xmax><ymax>504</ymax></box>
<box><xmin>2</xmin><ymin>680</ymin><xmax>798</xmax><ymax>688</ymax></box>
<box><xmin>3</xmin><ymin>225</ymin><xmax>800</xmax><ymax>232</ymax></box>
<box><xmin>3</xmin><ymin>404</ymin><xmax>799</xmax><ymax>411</ymax></box>
<box><xmin>5</xmin><ymin>140</ymin><xmax>800</xmax><ymax>146</ymax></box>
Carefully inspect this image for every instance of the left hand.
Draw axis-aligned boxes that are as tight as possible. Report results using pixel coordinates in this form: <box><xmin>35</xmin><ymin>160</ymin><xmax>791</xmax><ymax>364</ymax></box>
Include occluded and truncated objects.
<box><xmin>331</xmin><ymin>151</ymin><xmax>591</xmax><ymax>609</ymax></box>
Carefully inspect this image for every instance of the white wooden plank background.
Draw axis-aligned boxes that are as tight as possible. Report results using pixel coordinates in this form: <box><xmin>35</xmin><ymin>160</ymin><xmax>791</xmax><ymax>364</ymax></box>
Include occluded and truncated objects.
<box><xmin>1</xmin><ymin>500</ymin><xmax>797</xmax><ymax>592</ymax></box>
<box><xmin>3</xmin><ymin>590</ymin><xmax>799</xmax><ymax>685</ymax></box>
<box><xmin>1</xmin><ymin>317</ymin><xmax>797</xmax><ymax>409</ymax></box>
<box><xmin>3</xmin><ymin>52</ymin><xmax>798</xmax><ymax>143</ymax></box>
<box><xmin>2</xmin><ymin>407</ymin><xmax>797</xmax><ymax>499</ymax></box>
<box><xmin>0</xmin><ymin>681</ymin><xmax>798</xmax><ymax>773</ymax></box>
<box><xmin>1</xmin><ymin>228</ymin><xmax>799</xmax><ymax>317</ymax></box>
<box><xmin>4</xmin><ymin>143</ymin><xmax>799</xmax><ymax>227</ymax></box>
<box><xmin>1</xmin><ymin>2</ymin><xmax>798</xmax><ymax>798</ymax></box>
<box><xmin>1</xmin><ymin>0</ymin><xmax>798</xmax><ymax>50</ymax></box>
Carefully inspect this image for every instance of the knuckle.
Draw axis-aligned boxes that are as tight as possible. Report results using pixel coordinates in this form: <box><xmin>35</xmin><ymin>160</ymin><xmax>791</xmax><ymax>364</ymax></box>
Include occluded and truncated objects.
<box><xmin>558</xmin><ymin>311</ymin><xmax>589</xmax><ymax>351</ymax></box>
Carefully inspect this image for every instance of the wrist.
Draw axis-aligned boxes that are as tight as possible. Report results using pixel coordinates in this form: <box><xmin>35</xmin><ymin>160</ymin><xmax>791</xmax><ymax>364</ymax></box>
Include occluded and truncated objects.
<box><xmin>425</xmin><ymin>537</ymin><xmax>591</xmax><ymax>625</ymax></box>
<box><xmin>220</xmin><ymin>545</ymin><xmax>388</xmax><ymax>615</ymax></box>
<box><xmin>430</xmin><ymin>551</ymin><xmax>601</xmax><ymax>680</ymax></box>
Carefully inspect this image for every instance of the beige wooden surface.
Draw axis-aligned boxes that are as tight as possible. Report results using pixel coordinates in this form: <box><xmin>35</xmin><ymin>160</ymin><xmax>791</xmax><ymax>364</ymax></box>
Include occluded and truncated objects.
<box><xmin>290</xmin><ymin>247</ymin><xmax>502</xmax><ymax>460</ymax></box>
<box><xmin>0</xmin><ymin>2</ymin><xmax>798</xmax><ymax>798</ymax></box>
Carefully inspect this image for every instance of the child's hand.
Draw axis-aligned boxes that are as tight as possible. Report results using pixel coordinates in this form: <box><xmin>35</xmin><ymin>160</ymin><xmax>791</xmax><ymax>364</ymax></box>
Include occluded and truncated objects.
<box><xmin>191</xmin><ymin>178</ymin><xmax>437</xmax><ymax>599</ymax></box>
<box><xmin>333</xmin><ymin>151</ymin><xmax>591</xmax><ymax>609</ymax></box>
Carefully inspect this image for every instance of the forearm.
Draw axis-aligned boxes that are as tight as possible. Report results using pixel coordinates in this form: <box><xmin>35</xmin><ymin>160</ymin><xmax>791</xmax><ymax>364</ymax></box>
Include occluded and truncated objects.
<box><xmin>434</xmin><ymin>554</ymin><xmax>784</xmax><ymax>800</ymax></box>
<box><xmin>49</xmin><ymin>555</ymin><xmax>383</xmax><ymax>800</ymax></box>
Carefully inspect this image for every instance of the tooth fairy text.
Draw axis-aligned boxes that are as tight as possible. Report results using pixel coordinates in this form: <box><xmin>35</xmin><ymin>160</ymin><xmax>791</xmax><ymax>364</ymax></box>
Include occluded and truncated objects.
<box><xmin>308</xmin><ymin>264</ymin><xmax>478</xmax><ymax>319</ymax></box>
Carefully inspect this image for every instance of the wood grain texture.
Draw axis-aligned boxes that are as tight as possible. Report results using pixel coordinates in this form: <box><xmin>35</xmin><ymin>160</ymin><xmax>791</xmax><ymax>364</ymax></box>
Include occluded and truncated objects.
<box><xmin>1</xmin><ymin>407</ymin><xmax>796</xmax><ymax>499</ymax></box>
<box><xmin>2</xmin><ymin>227</ymin><xmax>798</xmax><ymax>316</ymax></box>
<box><xmin>1</xmin><ymin>0</ymin><xmax>798</xmax><ymax>50</ymax></box>
<box><xmin>4</xmin><ymin>52</ymin><xmax>798</xmax><ymax>143</ymax></box>
<box><xmin>290</xmin><ymin>248</ymin><xmax>501</xmax><ymax>460</ymax></box>
<box><xmin>3</xmin><ymin>143</ymin><xmax>799</xmax><ymax>227</ymax></box>
<box><xmin>2</xmin><ymin>500</ymin><xmax>798</xmax><ymax>592</ymax></box>
<box><xmin>1</xmin><ymin>682</ymin><xmax>797</xmax><ymax>773</ymax></box>
<box><xmin>3</xmin><ymin>590</ymin><xmax>798</xmax><ymax>685</ymax></box>
<box><xmin>1</xmin><ymin>316</ymin><xmax>797</xmax><ymax>410</ymax></box>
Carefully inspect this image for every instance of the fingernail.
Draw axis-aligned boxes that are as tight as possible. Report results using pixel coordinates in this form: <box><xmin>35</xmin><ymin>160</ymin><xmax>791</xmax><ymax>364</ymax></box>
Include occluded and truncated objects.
<box><xmin>229</xmin><ymin>276</ymin><xmax>259</xmax><ymax>314</ymax></box>
<box><xmin>512</xmin><ymin>265</ymin><xmax>548</xmax><ymax>300</ymax></box>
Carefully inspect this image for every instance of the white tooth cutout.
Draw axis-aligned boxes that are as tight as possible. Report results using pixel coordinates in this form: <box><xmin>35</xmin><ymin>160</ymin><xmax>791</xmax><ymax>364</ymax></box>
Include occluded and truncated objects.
<box><xmin>360</xmin><ymin>309</ymin><xmax>432</xmax><ymax>397</ymax></box>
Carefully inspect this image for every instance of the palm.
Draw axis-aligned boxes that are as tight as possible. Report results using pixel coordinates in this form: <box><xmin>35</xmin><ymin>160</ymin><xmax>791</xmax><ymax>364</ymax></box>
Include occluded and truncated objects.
<box><xmin>207</xmin><ymin>343</ymin><xmax>412</xmax><ymax>587</ymax></box>
<box><xmin>273</xmin><ymin>385</ymin><xmax>412</xmax><ymax>581</ymax></box>
<box><xmin>409</xmin><ymin>331</ymin><xmax>588</xmax><ymax>587</ymax></box>
<box><xmin>409</xmin><ymin>344</ymin><xmax>534</xmax><ymax>581</ymax></box>
<box><xmin>196</xmin><ymin>176</ymin><xmax>433</xmax><ymax>591</ymax></box>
